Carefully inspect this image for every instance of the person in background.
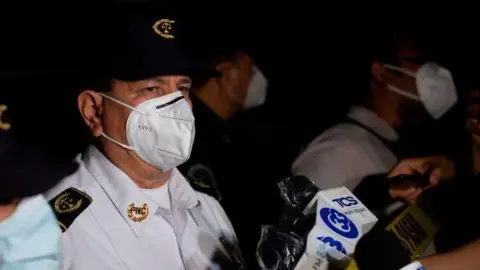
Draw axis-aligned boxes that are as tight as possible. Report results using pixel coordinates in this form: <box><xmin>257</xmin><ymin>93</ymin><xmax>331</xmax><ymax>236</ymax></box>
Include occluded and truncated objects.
<box><xmin>179</xmin><ymin>34</ymin><xmax>268</xmax><ymax>201</ymax></box>
<box><xmin>178</xmin><ymin>26</ymin><xmax>277</xmax><ymax>268</ymax></box>
<box><xmin>291</xmin><ymin>30</ymin><xmax>458</xmax><ymax>190</ymax></box>
<box><xmin>45</xmin><ymin>8</ymin><xmax>244</xmax><ymax>270</ymax></box>
<box><xmin>0</xmin><ymin>93</ymin><xmax>78</xmax><ymax>269</ymax></box>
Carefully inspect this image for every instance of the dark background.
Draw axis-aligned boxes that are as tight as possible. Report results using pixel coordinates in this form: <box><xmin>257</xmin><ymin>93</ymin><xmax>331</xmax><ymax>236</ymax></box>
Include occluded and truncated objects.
<box><xmin>1</xmin><ymin>7</ymin><xmax>479</xmax><ymax>175</ymax></box>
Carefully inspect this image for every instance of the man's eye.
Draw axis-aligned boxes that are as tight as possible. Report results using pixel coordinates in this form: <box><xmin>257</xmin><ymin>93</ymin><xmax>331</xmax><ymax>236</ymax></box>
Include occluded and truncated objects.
<box><xmin>178</xmin><ymin>86</ymin><xmax>190</xmax><ymax>92</ymax></box>
<box><xmin>145</xmin><ymin>87</ymin><xmax>158</xmax><ymax>92</ymax></box>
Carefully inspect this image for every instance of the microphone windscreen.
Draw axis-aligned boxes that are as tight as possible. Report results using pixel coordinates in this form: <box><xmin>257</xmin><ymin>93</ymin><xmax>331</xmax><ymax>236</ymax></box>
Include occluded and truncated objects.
<box><xmin>256</xmin><ymin>225</ymin><xmax>305</xmax><ymax>270</ymax></box>
<box><xmin>277</xmin><ymin>175</ymin><xmax>320</xmax><ymax>210</ymax></box>
<box><xmin>354</xmin><ymin>227</ymin><xmax>410</xmax><ymax>270</ymax></box>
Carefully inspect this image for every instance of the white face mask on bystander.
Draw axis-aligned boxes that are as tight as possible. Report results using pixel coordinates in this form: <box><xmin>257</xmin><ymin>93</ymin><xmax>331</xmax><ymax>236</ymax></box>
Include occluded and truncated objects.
<box><xmin>243</xmin><ymin>65</ymin><xmax>268</xmax><ymax>110</ymax></box>
<box><xmin>0</xmin><ymin>195</ymin><xmax>61</xmax><ymax>270</ymax></box>
<box><xmin>384</xmin><ymin>62</ymin><xmax>457</xmax><ymax>119</ymax></box>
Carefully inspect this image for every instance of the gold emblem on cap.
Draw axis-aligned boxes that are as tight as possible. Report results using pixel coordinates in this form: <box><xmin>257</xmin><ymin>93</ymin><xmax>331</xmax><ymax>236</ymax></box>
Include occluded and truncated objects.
<box><xmin>127</xmin><ymin>203</ymin><xmax>149</xmax><ymax>222</ymax></box>
<box><xmin>54</xmin><ymin>192</ymin><xmax>83</xmax><ymax>214</ymax></box>
<box><xmin>0</xmin><ymin>104</ymin><xmax>11</xmax><ymax>131</ymax></box>
<box><xmin>153</xmin><ymin>19</ymin><xmax>175</xmax><ymax>39</ymax></box>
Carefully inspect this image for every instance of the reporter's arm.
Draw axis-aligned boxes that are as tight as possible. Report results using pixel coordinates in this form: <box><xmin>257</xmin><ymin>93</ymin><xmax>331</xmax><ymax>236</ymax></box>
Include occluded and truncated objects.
<box><xmin>420</xmin><ymin>239</ymin><xmax>480</xmax><ymax>270</ymax></box>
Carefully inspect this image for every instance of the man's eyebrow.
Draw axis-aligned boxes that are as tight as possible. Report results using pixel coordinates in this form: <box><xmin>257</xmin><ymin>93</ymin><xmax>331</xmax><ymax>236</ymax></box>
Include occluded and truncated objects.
<box><xmin>152</xmin><ymin>77</ymin><xmax>192</xmax><ymax>84</ymax></box>
<box><xmin>178</xmin><ymin>78</ymin><xmax>192</xmax><ymax>85</ymax></box>
<box><xmin>402</xmin><ymin>56</ymin><xmax>426</xmax><ymax>64</ymax></box>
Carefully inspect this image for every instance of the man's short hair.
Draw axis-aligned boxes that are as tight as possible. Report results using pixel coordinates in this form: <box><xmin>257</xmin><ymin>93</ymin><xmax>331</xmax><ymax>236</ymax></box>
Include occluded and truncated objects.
<box><xmin>85</xmin><ymin>76</ymin><xmax>113</xmax><ymax>93</ymax></box>
<box><xmin>181</xmin><ymin>13</ymin><xmax>252</xmax><ymax>67</ymax></box>
<box><xmin>369</xmin><ymin>28</ymin><xmax>425</xmax><ymax>66</ymax></box>
<box><xmin>350</xmin><ymin>28</ymin><xmax>425</xmax><ymax>104</ymax></box>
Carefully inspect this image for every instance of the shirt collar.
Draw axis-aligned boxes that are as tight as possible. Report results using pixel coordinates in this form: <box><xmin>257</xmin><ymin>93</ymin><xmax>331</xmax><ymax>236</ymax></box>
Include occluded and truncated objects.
<box><xmin>347</xmin><ymin>106</ymin><xmax>399</xmax><ymax>142</ymax></box>
<box><xmin>83</xmin><ymin>146</ymin><xmax>199</xmax><ymax>237</ymax></box>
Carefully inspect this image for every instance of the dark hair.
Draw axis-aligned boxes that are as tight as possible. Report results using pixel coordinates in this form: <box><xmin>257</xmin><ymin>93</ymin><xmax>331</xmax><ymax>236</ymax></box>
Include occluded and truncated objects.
<box><xmin>79</xmin><ymin>73</ymin><xmax>113</xmax><ymax>93</ymax></box>
<box><xmin>350</xmin><ymin>29</ymin><xmax>424</xmax><ymax>105</ymax></box>
<box><xmin>370</xmin><ymin>33</ymin><xmax>401</xmax><ymax>66</ymax></box>
<box><xmin>203</xmin><ymin>44</ymin><xmax>244</xmax><ymax>67</ymax></box>
<box><xmin>184</xmin><ymin>30</ymin><xmax>247</xmax><ymax>69</ymax></box>
<box><xmin>181</xmin><ymin>12</ymin><xmax>251</xmax><ymax>67</ymax></box>
<box><xmin>0</xmin><ymin>196</ymin><xmax>14</xmax><ymax>205</ymax></box>
<box><xmin>369</xmin><ymin>29</ymin><xmax>424</xmax><ymax>66</ymax></box>
<box><xmin>90</xmin><ymin>77</ymin><xmax>113</xmax><ymax>93</ymax></box>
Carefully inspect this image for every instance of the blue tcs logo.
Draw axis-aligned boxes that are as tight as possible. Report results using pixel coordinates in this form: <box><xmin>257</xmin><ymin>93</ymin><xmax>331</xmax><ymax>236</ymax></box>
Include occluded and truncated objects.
<box><xmin>319</xmin><ymin>207</ymin><xmax>359</xmax><ymax>239</ymax></box>
<box><xmin>332</xmin><ymin>196</ymin><xmax>358</xmax><ymax>208</ymax></box>
<box><xmin>316</xmin><ymin>236</ymin><xmax>346</xmax><ymax>254</ymax></box>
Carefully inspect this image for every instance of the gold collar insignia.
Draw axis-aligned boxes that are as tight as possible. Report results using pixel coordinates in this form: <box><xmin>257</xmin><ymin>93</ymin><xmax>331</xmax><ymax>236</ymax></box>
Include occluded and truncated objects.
<box><xmin>127</xmin><ymin>203</ymin><xmax>149</xmax><ymax>222</ymax></box>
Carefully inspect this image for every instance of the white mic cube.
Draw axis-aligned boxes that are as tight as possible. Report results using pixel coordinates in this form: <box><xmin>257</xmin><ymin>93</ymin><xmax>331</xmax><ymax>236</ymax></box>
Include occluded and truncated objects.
<box><xmin>316</xmin><ymin>187</ymin><xmax>378</xmax><ymax>239</ymax></box>
<box><xmin>293</xmin><ymin>253</ymin><xmax>328</xmax><ymax>270</ymax></box>
<box><xmin>296</xmin><ymin>187</ymin><xmax>379</xmax><ymax>269</ymax></box>
<box><xmin>305</xmin><ymin>225</ymin><xmax>355</xmax><ymax>268</ymax></box>
<box><xmin>306</xmin><ymin>225</ymin><xmax>356</xmax><ymax>257</ymax></box>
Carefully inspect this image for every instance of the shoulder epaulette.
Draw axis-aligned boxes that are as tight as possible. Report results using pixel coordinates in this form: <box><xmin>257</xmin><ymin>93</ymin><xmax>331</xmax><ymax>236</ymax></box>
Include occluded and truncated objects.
<box><xmin>49</xmin><ymin>187</ymin><xmax>92</xmax><ymax>232</ymax></box>
<box><xmin>185</xmin><ymin>175</ymin><xmax>222</xmax><ymax>201</ymax></box>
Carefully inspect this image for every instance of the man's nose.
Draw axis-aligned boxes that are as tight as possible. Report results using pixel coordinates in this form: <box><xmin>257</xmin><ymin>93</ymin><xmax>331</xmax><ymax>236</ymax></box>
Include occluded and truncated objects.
<box><xmin>163</xmin><ymin>76</ymin><xmax>184</xmax><ymax>94</ymax></box>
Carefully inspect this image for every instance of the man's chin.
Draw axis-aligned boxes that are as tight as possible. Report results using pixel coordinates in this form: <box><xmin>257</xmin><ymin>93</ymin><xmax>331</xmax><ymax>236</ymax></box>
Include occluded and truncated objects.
<box><xmin>403</xmin><ymin>114</ymin><xmax>435</xmax><ymax>130</ymax></box>
<box><xmin>396</xmin><ymin>121</ymin><xmax>428</xmax><ymax>135</ymax></box>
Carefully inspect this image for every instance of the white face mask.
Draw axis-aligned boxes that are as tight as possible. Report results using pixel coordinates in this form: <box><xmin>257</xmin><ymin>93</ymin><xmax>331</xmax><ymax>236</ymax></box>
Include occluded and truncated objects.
<box><xmin>243</xmin><ymin>65</ymin><xmax>268</xmax><ymax>110</ymax></box>
<box><xmin>384</xmin><ymin>62</ymin><xmax>457</xmax><ymax>119</ymax></box>
<box><xmin>100</xmin><ymin>91</ymin><xmax>195</xmax><ymax>172</ymax></box>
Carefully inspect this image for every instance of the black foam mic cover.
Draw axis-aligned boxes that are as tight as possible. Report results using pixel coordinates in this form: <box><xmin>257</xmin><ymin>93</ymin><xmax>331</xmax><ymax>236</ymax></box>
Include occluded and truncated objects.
<box><xmin>354</xmin><ymin>226</ymin><xmax>410</xmax><ymax>270</ymax></box>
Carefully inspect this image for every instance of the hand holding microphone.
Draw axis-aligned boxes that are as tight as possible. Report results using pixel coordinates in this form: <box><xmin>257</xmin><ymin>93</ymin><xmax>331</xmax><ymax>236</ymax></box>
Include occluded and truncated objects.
<box><xmin>388</xmin><ymin>156</ymin><xmax>455</xmax><ymax>204</ymax></box>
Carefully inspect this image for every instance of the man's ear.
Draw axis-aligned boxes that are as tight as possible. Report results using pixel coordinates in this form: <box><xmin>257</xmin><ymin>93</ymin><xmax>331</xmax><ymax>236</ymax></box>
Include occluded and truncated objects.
<box><xmin>77</xmin><ymin>90</ymin><xmax>104</xmax><ymax>137</ymax></box>
<box><xmin>371</xmin><ymin>61</ymin><xmax>395</xmax><ymax>83</ymax></box>
<box><xmin>216</xmin><ymin>61</ymin><xmax>237</xmax><ymax>86</ymax></box>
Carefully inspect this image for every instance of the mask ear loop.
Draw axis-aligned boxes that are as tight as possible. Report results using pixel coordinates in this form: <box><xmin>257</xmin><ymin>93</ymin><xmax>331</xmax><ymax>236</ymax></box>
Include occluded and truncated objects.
<box><xmin>99</xmin><ymin>93</ymin><xmax>144</xmax><ymax>114</ymax></box>
<box><xmin>383</xmin><ymin>64</ymin><xmax>417</xmax><ymax>77</ymax></box>
<box><xmin>98</xmin><ymin>93</ymin><xmax>138</xmax><ymax>151</ymax></box>
<box><xmin>101</xmin><ymin>132</ymin><xmax>136</xmax><ymax>151</ymax></box>
<box><xmin>383</xmin><ymin>64</ymin><xmax>421</xmax><ymax>101</ymax></box>
<box><xmin>387</xmin><ymin>85</ymin><xmax>421</xmax><ymax>101</ymax></box>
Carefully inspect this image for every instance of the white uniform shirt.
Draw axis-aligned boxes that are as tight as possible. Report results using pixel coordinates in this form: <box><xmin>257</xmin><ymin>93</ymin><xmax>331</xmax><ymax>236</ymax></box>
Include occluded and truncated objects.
<box><xmin>292</xmin><ymin>106</ymin><xmax>399</xmax><ymax>190</ymax></box>
<box><xmin>45</xmin><ymin>146</ymin><xmax>241</xmax><ymax>270</ymax></box>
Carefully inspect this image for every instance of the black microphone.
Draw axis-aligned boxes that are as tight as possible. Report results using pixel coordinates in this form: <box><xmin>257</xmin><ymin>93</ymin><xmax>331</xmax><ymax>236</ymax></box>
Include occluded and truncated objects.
<box><xmin>276</xmin><ymin>175</ymin><xmax>319</xmax><ymax>234</ymax></box>
<box><xmin>256</xmin><ymin>175</ymin><xmax>320</xmax><ymax>270</ymax></box>
<box><xmin>353</xmin><ymin>175</ymin><xmax>441</xmax><ymax>270</ymax></box>
<box><xmin>277</xmin><ymin>175</ymin><xmax>320</xmax><ymax>212</ymax></box>
<box><xmin>354</xmin><ymin>224</ymin><xmax>411</xmax><ymax>270</ymax></box>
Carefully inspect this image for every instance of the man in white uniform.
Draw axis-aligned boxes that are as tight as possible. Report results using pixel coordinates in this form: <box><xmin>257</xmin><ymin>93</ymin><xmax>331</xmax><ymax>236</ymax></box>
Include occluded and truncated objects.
<box><xmin>45</xmin><ymin>8</ymin><xmax>244</xmax><ymax>270</ymax></box>
<box><xmin>292</xmin><ymin>31</ymin><xmax>458</xmax><ymax>190</ymax></box>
